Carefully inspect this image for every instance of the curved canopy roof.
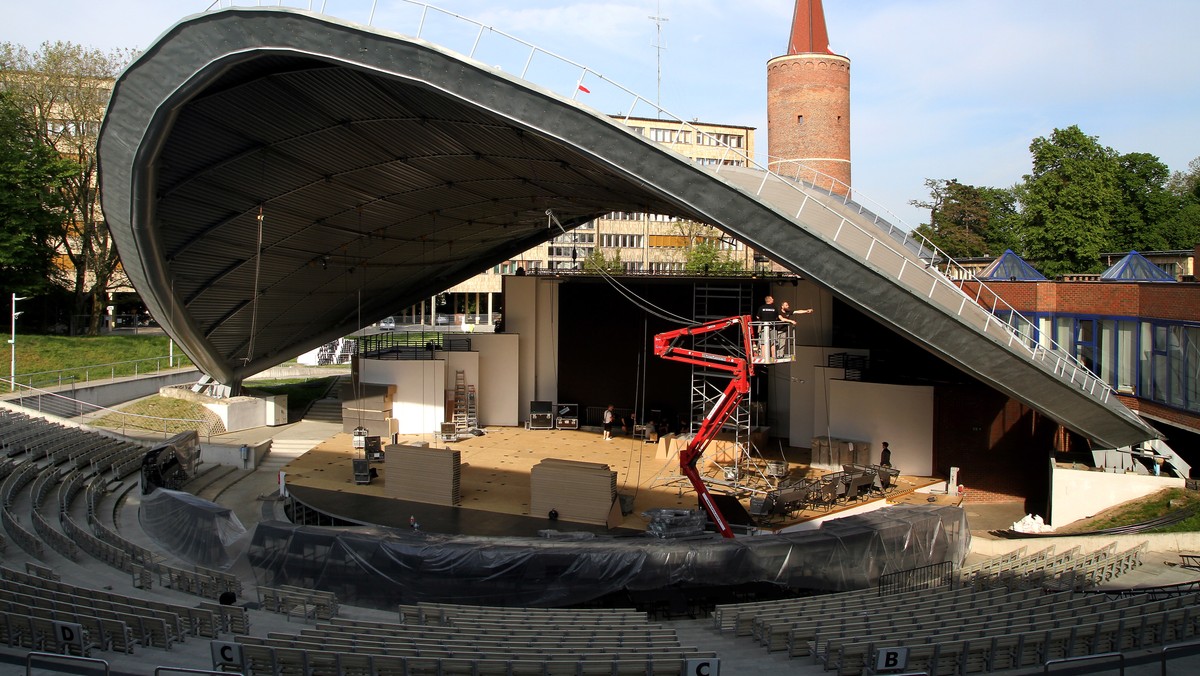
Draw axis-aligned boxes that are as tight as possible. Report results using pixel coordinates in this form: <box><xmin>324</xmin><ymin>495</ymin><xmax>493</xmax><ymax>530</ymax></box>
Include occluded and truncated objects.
<box><xmin>100</xmin><ymin>8</ymin><xmax>720</xmax><ymax>384</ymax></box>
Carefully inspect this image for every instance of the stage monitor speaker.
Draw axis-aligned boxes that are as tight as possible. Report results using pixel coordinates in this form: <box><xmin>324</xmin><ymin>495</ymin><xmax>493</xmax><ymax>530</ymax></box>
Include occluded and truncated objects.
<box><xmin>352</xmin><ymin>458</ymin><xmax>371</xmax><ymax>485</ymax></box>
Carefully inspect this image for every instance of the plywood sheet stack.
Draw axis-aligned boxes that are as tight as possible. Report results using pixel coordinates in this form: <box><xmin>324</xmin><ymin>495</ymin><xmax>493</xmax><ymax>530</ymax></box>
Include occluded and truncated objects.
<box><xmin>530</xmin><ymin>459</ymin><xmax>616</xmax><ymax>526</ymax></box>
<box><xmin>342</xmin><ymin>384</ymin><xmax>394</xmax><ymax>436</ymax></box>
<box><xmin>384</xmin><ymin>444</ymin><xmax>461</xmax><ymax>506</ymax></box>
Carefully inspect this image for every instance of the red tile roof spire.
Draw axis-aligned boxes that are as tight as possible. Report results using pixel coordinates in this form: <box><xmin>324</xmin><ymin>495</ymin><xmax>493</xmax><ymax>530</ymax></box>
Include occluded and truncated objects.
<box><xmin>788</xmin><ymin>0</ymin><xmax>836</xmax><ymax>55</ymax></box>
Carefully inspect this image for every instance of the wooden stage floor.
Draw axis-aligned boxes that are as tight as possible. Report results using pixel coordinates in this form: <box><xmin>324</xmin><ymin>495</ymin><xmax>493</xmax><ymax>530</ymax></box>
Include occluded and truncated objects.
<box><xmin>280</xmin><ymin>426</ymin><xmax>942</xmax><ymax>536</ymax></box>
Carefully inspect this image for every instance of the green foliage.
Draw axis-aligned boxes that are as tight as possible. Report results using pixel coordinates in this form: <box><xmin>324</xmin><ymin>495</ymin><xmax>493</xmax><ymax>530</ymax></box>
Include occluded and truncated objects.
<box><xmin>0</xmin><ymin>91</ymin><xmax>75</xmax><ymax>295</ymax></box>
<box><xmin>1109</xmin><ymin>152</ymin><xmax>1176</xmax><ymax>252</ymax></box>
<box><xmin>1</xmin><ymin>41</ymin><xmax>135</xmax><ymax>334</ymax></box>
<box><xmin>911</xmin><ymin>179</ymin><xmax>1019</xmax><ymax>258</ymax></box>
<box><xmin>582</xmin><ymin>248</ymin><xmax>624</xmax><ymax>274</ymax></box>
<box><xmin>684</xmin><ymin>239</ymin><xmax>744</xmax><ymax>274</ymax></box>
<box><xmin>1017</xmin><ymin>126</ymin><xmax>1121</xmax><ymax>276</ymax></box>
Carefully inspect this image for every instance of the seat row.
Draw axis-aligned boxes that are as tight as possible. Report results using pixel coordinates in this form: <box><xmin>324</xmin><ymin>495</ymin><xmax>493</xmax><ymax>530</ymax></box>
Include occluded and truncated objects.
<box><xmin>401</xmin><ymin>601</ymin><xmax>649</xmax><ymax>627</ymax></box>
<box><xmin>259</xmin><ymin>584</ymin><xmax>340</xmax><ymax>621</ymax></box>
<box><xmin>861</xmin><ymin>602</ymin><xmax>1200</xmax><ymax>675</ymax></box>
<box><xmin>324</xmin><ymin>616</ymin><xmax>680</xmax><ymax>646</ymax></box>
<box><xmin>0</xmin><ymin>564</ymin><xmax>245</xmax><ymax>640</ymax></box>
<box><xmin>824</xmin><ymin>592</ymin><xmax>1200</xmax><ymax>675</ymax></box>
<box><xmin>230</xmin><ymin>638</ymin><xmax>714</xmax><ymax>676</ymax></box>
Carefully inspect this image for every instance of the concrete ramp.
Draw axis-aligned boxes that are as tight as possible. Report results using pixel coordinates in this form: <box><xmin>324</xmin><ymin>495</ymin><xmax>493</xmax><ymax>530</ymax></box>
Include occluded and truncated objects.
<box><xmin>700</xmin><ymin>165</ymin><xmax>1156</xmax><ymax>449</ymax></box>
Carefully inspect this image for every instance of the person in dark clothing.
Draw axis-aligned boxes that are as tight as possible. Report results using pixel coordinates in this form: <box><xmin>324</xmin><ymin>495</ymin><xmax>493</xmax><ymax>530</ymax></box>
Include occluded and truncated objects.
<box><xmin>757</xmin><ymin>295</ymin><xmax>779</xmax><ymax>360</ymax></box>
<box><xmin>880</xmin><ymin>442</ymin><xmax>892</xmax><ymax>468</ymax></box>
<box><xmin>757</xmin><ymin>295</ymin><xmax>779</xmax><ymax>323</ymax></box>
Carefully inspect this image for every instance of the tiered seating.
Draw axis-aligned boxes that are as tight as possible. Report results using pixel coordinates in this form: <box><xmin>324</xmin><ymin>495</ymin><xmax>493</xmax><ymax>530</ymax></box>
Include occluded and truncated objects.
<box><xmin>862</xmin><ymin>595</ymin><xmax>1200</xmax><ymax>675</ymax></box>
<box><xmin>231</xmin><ymin>608</ymin><xmax>715</xmax><ymax>676</ymax></box>
<box><xmin>0</xmin><ymin>565</ymin><xmax>233</xmax><ymax>644</ymax></box>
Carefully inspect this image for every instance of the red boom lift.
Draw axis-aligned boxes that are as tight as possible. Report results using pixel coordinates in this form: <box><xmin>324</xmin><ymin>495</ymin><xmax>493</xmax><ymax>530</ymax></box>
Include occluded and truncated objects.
<box><xmin>652</xmin><ymin>315</ymin><xmax>764</xmax><ymax>539</ymax></box>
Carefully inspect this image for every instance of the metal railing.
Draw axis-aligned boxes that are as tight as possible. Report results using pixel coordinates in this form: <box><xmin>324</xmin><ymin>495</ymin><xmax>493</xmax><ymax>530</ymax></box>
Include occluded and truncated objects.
<box><xmin>202</xmin><ymin>0</ymin><xmax>1118</xmax><ymax>410</ymax></box>
<box><xmin>13</xmin><ymin>354</ymin><xmax>193</xmax><ymax>390</ymax></box>
<box><xmin>1</xmin><ymin>379</ymin><xmax>219</xmax><ymax>440</ymax></box>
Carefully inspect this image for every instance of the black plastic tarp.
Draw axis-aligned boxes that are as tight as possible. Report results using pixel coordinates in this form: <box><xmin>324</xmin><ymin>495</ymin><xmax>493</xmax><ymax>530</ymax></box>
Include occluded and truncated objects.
<box><xmin>247</xmin><ymin>504</ymin><xmax>969</xmax><ymax>609</ymax></box>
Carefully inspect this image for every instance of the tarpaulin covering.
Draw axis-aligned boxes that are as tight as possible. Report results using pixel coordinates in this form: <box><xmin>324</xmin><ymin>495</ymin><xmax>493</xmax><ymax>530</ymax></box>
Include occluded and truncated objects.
<box><xmin>246</xmin><ymin>504</ymin><xmax>969</xmax><ymax>609</ymax></box>
<box><xmin>140</xmin><ymin>488</ymin><xmax>247</xmax><ymax>568</ymax></box>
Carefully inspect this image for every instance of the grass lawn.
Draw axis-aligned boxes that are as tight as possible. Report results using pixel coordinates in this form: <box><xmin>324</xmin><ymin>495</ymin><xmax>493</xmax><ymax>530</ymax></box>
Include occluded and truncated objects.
<box><xmin>11</xmin><ymin>334</ymin><xmax>190</xmax><ymax>387</ymax></box>
<box><xmin>1055</xmin><ymin>488</ymin><xmax>1200</xmax><ymax>533</ymax></box>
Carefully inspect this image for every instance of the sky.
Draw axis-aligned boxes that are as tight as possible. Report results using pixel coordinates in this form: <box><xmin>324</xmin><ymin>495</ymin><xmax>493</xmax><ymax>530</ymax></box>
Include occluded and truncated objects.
<box><xmin>4</xmin><ymin>0</ymin><xmax>1199</xmax><ymax>228</ymax></box>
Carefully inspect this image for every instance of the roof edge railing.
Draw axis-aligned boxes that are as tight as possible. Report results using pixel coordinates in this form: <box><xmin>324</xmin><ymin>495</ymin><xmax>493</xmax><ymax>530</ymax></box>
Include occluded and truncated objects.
<box><xmin>200</xmin><ymin>1</ymin><xmax>1117</xmax><ymax>406</ymax></box>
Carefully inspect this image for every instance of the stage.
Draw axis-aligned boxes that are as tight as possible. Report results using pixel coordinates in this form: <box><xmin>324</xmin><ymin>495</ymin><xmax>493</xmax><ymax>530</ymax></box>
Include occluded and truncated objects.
<box><xmin>276</xmin><ymin>425</ymin><xmax>940</xmax><ymax>536</ymax></box>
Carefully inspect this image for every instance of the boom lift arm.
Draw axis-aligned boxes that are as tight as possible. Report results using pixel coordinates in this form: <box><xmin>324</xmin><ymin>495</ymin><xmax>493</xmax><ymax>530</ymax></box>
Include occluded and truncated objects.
<box><xmin>652</xmin><ymin>315</ymin><xmax>757</xmax><ymax>539</ymax></box>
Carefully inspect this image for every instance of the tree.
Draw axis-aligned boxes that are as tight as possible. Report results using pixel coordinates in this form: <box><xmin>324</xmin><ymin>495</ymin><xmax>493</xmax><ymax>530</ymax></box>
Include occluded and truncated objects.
<box><xmin>1109</xmin><ymin>152</ymin><xmax>1175</xmax><ymax>253</ymax></box>
<box><xmin>672</xmin><ymin>219</ymin><xmax>744</xmax><ymax>274</ymax></box>
<box><xmin>1167</xmin><ymin>156</ymin><xmax>1200</xmax><ymax>201</ymax></box>
<box><xmin>0</xmin><ymin>91</ymin><xmax>76</xmax><ymax>295</ymax></box>
<box><xmin>1015</xmin><ymin>126</ymin><xmax>1121</xmax><ymax>276</ymax></box>
<box><xmin>684</xmin><ymin>239</ymin><xmax>744</xmax><ymax>274</ymax></box>
<box><xmin>0</xmin><ymin>41</ymin><xmax>134</xmax><ymax>334</ymax></box>
<box><xmin>582</xmin><ymin>249</ymin><xmax>624</xmax><ymax>274</ymax></box>
<box><xmin>910</xmin><ymin>179</ymin><xmax>1019</xmax><ymax>258</ymax></box>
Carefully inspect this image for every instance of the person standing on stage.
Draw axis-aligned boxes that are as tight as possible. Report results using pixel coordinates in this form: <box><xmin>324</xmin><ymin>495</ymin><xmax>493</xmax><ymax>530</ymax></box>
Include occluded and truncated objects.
<box><xmin>602</xmin><ymin>404</ymin><xmax>615</xmax><ymax>441</ymax></box>
<box><xmin>880</xmin><ymin>442</ymin><xmax>892</xmax><ymax>468</ymax></box>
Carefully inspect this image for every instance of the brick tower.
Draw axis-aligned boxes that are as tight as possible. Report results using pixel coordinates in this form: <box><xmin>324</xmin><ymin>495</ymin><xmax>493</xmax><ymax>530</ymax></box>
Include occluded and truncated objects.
<box><xmin>767</xmin><ymin>0</ymin><xmax>851</xmax><ymax>189</ymax></box>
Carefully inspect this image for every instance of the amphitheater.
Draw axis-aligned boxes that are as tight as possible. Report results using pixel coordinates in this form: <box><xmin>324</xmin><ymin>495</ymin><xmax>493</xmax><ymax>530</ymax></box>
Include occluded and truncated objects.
<box><xmin>0</xmin><ymin>387</ymin><xmax>1198</xmax><ymax>676</ymax></box>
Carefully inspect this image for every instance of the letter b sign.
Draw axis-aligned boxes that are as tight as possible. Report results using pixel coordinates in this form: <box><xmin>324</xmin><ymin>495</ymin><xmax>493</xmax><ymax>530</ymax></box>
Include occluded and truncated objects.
<box><xmin>875</xmin><ymin>647</ymin><xmax>908</xmax><ymax>671</ymax></box>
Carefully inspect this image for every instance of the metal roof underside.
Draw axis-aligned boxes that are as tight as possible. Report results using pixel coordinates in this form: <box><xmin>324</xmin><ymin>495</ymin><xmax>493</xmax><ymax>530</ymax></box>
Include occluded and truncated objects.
<box><xmin>98</xmin><ymin>7</ymin><xmax>1157</xmax><ymax>448</ymax></box>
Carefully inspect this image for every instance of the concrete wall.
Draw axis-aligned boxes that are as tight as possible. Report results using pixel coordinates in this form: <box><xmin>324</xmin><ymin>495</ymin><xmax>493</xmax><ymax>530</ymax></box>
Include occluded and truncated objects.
<box><xmin>202</xmin><ymin>438</ymin><xmax>271</xmax><ymax>469</ymax></box>
<box><xmin>1050</xmin><ymin>465</ymin><xmax>1184</xmax><ymax>525</ymax></box>
<box><xmin>14</xmin><ymin>368</ymin><xmax>201</xmax><ymax>412</ymax></box>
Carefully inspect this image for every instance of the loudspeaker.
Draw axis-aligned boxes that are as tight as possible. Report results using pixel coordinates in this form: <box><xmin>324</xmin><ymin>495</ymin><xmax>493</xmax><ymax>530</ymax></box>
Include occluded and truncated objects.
<box><xmin>352</xmin><ymin>458</ymin><xmax>371</xmax><ymax>485</ymax></box>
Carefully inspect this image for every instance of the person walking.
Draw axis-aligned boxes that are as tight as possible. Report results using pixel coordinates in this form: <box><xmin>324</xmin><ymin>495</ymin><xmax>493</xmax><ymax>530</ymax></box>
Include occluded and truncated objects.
<box><xmin>602</xmin><ymin>405</ymin><xmax>615</xmax><ymax>441</ymax></box>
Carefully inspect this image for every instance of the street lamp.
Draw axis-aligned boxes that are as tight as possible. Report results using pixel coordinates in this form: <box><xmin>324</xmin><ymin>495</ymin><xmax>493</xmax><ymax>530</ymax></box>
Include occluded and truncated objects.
<box><xmin>9</xmin><ymin>294</ymin><xmax>27</xmax><ymax>392</ymax></box>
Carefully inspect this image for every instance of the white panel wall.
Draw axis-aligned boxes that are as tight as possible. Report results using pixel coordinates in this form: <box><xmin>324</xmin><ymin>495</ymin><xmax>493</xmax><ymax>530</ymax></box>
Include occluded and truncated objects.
<box><xmin>504</xmin><ymin>275</ymin><xmax>558</xmax><ymax>424</ymax></box>
<box><xmin>358</xmin><ymin>358</ymin><xmax>445</xmax><ymax>434</ymax></box>
<box><xmin>826</xmin><ymin>380</ymin><xmax>935</xmax><ymax>476</ymax></box>
<box><xmin>469</xmin><ymin>333</ymin><xmax>520</xmax><ymax>426</ymax></box>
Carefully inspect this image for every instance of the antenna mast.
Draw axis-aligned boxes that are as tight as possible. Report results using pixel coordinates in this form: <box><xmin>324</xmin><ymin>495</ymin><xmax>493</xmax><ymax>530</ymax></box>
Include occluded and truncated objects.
<box><xmin>649</xmin><ymin>2</ymin><xmax>669</xmax><ymax>117</ymax></box>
